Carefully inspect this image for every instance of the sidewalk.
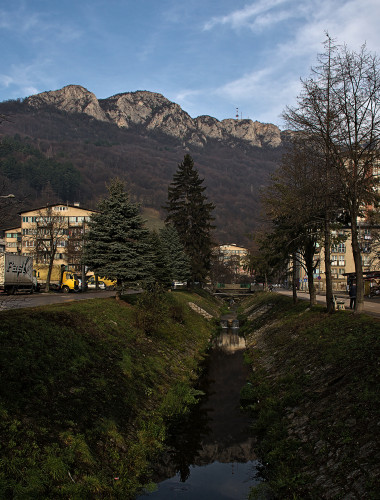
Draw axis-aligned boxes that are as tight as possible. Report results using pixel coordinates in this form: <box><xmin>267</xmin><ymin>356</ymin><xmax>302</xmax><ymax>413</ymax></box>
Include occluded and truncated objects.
<box><xmin>276</xmin><ymin>289</ymin><xmax>380</xmax><ymax>318</ymax></box>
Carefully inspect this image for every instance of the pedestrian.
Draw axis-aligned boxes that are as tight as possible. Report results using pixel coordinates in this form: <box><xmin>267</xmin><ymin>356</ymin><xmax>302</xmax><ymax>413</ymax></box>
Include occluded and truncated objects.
<box><xmin>349</xmin><ymin>281</ymin><xmax>357</xmax><ymax>309</ymax></box>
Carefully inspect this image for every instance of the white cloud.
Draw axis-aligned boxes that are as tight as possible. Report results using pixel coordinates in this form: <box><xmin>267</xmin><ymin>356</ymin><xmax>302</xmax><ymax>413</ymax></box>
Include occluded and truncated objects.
<box><xmin>203</xmin><ymin>0</ymin><xmax>294</xmax><ymax>31</ymax></box>
<box><xmin>0</xmin><ymin>59</ymin><xmax>57</xmax><ymax>99</ymax></box>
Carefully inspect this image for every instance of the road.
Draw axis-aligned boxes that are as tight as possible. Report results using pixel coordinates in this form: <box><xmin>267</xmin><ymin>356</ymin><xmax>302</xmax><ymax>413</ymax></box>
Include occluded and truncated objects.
<box><xmin>275</xmin><ymin>289</ymin><xmax>380</xmax><ymax>318</ymax></box>
<box><xmin>0</xmin><ymin>289</ymin><xmax>116</xmax><ymax>311</ymax></box>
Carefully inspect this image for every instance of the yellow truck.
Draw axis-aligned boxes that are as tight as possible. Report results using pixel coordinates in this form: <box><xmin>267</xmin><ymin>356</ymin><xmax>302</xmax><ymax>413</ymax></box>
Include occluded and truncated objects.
<box><xmin>35</xmin><ymin>264</ymin><xmax>79</xmax><ymax>292</ymax></box>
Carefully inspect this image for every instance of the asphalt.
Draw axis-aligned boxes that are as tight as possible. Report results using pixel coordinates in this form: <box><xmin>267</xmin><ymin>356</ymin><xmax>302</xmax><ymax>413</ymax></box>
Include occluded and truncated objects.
<box><xmin>0</xmin><ymin>289</ymin><xmax>116</xmax><ymax>311</ymax></box>
<box><xmin>275</xmin><ymin>289</ymin><xmax>380</xmax><ymax>318</ymax></box>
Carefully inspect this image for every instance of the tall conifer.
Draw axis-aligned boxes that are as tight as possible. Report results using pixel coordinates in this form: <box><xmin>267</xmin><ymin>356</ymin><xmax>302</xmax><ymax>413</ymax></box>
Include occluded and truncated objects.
<box><xmin>164</xmin><ymin>154</ymin><xmax>215</xmax><ymax>283</ymax></box>
<box><xmin>159</xmin><ymin>225</ymin><xmax>191</xmax><ymax>283</ymax></box>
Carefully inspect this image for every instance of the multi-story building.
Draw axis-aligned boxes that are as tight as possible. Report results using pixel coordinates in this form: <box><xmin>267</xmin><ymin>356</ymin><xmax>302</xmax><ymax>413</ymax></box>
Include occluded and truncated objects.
<box><xmin>218</xmin><ymin>244</ymin><xmax>248</xmax><ymax>275</ymax></box>
<box><xmin>3</xmin><ymin>227</ymin><xmax>21</xmax><ymax>254</ymax></box>
<box><xmin>3</xmin><ymin>203</ymin><xmax>96</xmax><ymax>270</ymax></box>
<box><xmin>298</xmin><ymin>225</ymin><xmax>380</xmax><ymax>293</ymax></box>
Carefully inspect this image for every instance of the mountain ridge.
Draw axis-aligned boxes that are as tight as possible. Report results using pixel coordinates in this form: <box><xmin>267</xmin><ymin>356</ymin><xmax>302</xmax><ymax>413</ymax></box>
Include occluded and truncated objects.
<box><xmin>0</xmin><ymin>85</ymin><xmax>284</xmax><ymax>245</ymax></box>
<box><xmin>26</xmin><ymin>85</ymin><xmax>283</xmax><ymax>149</ymax></box>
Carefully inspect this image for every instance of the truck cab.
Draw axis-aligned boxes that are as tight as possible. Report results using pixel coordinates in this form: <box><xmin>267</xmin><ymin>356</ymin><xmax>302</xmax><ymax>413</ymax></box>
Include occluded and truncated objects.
<box><xmin>61</xmin><ymin>271</ymin><xmax>79</xmax><ymax>293</ymax></box>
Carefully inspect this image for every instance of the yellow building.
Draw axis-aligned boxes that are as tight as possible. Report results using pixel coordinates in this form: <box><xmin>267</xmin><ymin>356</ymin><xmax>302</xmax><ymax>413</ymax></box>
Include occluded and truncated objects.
<box><xmin>3</xmin><ymin>203</ymin><xmax>96</xmax><ymax>270</ymax></box>
<box><xmin>3</xmin><ymin>227</ymin><xmax>21</xmax><ymax>254</ymax></box>
<box><xmin>299</xmin><ymin>226</ymin><xmax>379</xmax><ymax>293</ymax></box>
<box><xmin>219</xmin><ymin>244</ymin><xmax>248</xmax><ymax>275</ymax></box>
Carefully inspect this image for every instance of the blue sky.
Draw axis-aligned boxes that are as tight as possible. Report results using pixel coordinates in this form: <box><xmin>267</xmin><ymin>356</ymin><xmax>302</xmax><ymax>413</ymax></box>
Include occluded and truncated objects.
<box><xmin>1</xmin><ymin>0</ymin><xmax>379</xmax><ymax>128</ymax></box>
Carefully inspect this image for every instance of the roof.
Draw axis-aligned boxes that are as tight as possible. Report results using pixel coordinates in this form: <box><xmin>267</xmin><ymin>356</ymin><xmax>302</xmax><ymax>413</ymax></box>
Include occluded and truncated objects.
<box><xmin>18</xmin><ymin>203</ymin><xmax>98</xmax><ymax>215</ymax></box>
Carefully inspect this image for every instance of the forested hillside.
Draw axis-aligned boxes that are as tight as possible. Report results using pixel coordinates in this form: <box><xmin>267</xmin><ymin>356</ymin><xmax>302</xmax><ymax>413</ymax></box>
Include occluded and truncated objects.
<box><xmin>0</xmin><ymin>95</ymin><xmax>283</xmax><ymax>244</ymax></box>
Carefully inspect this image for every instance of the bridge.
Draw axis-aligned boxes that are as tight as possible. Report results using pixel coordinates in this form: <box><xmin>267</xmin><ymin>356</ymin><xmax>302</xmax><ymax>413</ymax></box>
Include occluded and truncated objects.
<box><xmin>213</xmin><ymin>283</ymin><xmax>252</xmax><ymax>296</ymax></box>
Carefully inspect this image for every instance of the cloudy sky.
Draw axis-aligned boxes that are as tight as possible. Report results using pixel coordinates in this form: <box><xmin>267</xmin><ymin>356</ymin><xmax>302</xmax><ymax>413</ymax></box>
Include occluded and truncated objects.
<box><xmin>1</xmin><ymin>0</ymin><xmax>379</xmax><ymax>128</ymax></box>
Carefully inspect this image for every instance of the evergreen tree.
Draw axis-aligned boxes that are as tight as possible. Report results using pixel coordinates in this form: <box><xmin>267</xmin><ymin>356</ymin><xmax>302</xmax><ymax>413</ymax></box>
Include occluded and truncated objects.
<box><xmin>164</xmin><ymin>154</ymin><xmax>215</xmax><ymax>283</ymax></box>
<box><xmin>84</xmin><ymin>179</ymin><xmax>153</xmax><ymax>295</ymax></box>
<box><xmin>159</xmin><ymin>225</ymin><xmax>191</xmax><ymax>283</ymax></box>
<box><xmin>147</xmin><ymin>230</ymin><xmax>172</xmax><ymax>288</ymax></box>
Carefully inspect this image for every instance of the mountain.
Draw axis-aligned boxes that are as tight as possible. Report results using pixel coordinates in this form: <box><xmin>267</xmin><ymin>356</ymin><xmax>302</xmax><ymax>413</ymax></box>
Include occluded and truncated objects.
<box><xmin>0</xmin><ymin>85</ymin><xmax>284</xmax><ymax>245</ymax></box>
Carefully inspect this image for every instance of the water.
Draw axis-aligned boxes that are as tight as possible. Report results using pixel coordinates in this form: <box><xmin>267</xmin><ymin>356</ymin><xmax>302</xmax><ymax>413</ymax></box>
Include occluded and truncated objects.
<box><xmin>138</xmin><ymin>320</ymin><xmax>261</xmax><ymax>499</ymax></box>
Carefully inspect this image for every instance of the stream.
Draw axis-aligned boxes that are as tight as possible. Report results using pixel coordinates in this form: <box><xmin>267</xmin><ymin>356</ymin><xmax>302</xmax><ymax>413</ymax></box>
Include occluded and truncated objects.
<box><xmin>137</xmin><ymin>314</ymin><xmax>261</xmax><ymax>499</ymax></box>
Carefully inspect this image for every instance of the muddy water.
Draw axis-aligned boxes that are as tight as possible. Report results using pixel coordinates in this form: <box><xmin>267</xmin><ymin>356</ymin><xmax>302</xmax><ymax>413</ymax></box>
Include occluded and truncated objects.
<box><xmin>138</xmin><ymin>319</ymin><xmax>261</xmax><ymax>499</ymax></box>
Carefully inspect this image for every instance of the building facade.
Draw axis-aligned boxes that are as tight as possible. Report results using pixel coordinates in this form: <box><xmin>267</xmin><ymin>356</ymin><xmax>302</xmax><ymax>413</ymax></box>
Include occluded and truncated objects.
<box><xmin>218</xmin><ymin>244</ymin><xmax>248</xmax><ymax>275</ymax></box>
<box><xmin>297</xmin><ymin>225</ymin><xmax>380</xmax><ymax>293</ymax></box>
<box><xmin>3</xmin><ymin>203</ymin><xmax>96</xmax><ymax>270</ymax></box>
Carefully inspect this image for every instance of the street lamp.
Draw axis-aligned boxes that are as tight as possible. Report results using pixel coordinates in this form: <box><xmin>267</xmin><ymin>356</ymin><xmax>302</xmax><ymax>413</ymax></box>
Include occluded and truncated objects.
<box><xmin>0</xmin><ymin>194</ymin><xmax>15</xmax><ymax>198</ymax></box>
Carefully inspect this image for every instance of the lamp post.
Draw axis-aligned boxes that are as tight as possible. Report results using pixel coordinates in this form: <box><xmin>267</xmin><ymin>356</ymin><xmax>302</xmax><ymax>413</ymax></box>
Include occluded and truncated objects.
<box><xmin>0</xmin><ymin>194</ymin><xmax>15</xmax><ymax>198</ymax></box>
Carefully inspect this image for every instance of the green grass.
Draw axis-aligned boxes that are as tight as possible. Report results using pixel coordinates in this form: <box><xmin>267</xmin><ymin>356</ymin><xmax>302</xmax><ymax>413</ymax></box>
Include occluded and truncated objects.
<box><xmin>0</xmin><ymin>291</ymin><xmax>219</xmax><ymax>499</ymax></box>
<box><xmin>239</xmin><ymin>292</ymin><xmax>380</xmax><ymax>500</ymax></box>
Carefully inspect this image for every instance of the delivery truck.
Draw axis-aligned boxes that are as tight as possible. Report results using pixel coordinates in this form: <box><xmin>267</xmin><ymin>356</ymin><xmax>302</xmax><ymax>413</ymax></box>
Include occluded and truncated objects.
<box><xmin>35</xmin><ymin>264</ymin><xmax>79</xmax><ymax>292</ymax></box>
<box><xmin>0</xmin><ymin>253</ymin><xmax>38</xmax><ymax>294</ymax></box>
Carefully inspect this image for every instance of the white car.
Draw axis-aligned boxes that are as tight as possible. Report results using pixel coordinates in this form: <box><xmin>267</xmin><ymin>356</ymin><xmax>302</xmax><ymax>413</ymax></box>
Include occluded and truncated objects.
<box><xmin>86</xmin><ymin>277</ymin><xmax>106</xmax><ymax>289</ymax></box>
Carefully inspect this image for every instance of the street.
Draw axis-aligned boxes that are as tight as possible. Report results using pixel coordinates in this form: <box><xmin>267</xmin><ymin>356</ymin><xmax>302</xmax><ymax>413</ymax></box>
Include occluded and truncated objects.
<box><xmin>0</xmin><ymin>289</ymin><xmax>116</xmax><ymax>311</ymax></box>
<box><xmin>276</xmin><ymin>289</ymin><xmax>380</xmax><ymax>318</ymax></box>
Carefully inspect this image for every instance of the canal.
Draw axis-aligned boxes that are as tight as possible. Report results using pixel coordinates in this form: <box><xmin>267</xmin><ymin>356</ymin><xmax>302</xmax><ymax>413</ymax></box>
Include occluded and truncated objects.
<box><xmin>138</xmin><ymin>315</ymin><xmax>261</xmax><ymax>499</ymax></box>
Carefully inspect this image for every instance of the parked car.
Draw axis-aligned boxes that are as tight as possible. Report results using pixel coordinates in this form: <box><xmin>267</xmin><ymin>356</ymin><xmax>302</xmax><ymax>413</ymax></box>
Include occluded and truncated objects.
<box><xmin>86</xmin><ymin>276</ymin><xmax>106</xmax><ymax>289</ymax></box>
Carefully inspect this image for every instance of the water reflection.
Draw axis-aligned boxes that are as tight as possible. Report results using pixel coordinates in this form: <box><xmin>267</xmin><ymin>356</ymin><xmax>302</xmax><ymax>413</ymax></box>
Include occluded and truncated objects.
<box><xmin>137</xmin><ymin>323</ymin><xmax>260</xmax><ymax>499</ymax></box>
<box><xmin>215</xmin><ymin>328</ymin><xmax>246</xmax><ymax>352</ymax></box>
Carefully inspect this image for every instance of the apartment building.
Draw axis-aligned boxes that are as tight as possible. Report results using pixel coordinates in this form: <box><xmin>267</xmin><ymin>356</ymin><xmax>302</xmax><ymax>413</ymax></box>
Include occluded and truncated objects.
<box><xmin>3</xmin><ymin>227</ymin><xmax>21</xmax><ymax>254</ymax></box>
<box><xmin>3</xmin><ymin>203</ymin><xmax>96</xmax><ymax>269</ymax></box>
<box><xmin>298</xmin><ymin>225</ymin><xmax>379</xmax><ymax>293</ymax></box>
<box><xmin>218</xmin><ymin>244</ymin><xmax>248</xmax><ymax>275</ymax></box>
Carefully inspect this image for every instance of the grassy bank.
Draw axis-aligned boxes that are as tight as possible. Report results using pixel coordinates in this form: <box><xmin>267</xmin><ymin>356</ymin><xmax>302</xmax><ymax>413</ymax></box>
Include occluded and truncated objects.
<box><xmin>239</xmin><ymin>293</ymin><xmax>379</xmax><ymax>500</ymax></box>
<box><xmin>0</xmin><ymin>290</ymin><xmax>220</xmax><ymax>499</ymax></box>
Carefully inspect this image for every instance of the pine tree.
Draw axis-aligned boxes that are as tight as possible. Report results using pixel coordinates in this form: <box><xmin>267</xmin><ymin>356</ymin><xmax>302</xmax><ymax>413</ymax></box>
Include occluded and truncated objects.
<box><xmin>159</xmin><ymin>225</ymin><xmax>191</xmax><ymax>284</ymax></box>
<box><xmin>147</xmin><ymin>230</ymin><xmax>172</xmax><ymax>288</ymax></box>
<box><xmin>84</xmin><ymin>179</ymin><xmax>153</xmax><ymax>295</ymax></box>
<box><xmin>164</xmin><ymin>154</ymin><xmax>215</xmax><ymax>283</ymax></box>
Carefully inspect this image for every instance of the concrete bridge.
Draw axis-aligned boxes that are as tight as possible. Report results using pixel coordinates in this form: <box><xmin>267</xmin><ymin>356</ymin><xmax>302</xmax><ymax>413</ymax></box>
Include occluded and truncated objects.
<box><xmin>213</xmin><ymin>283</ymin><xmax>252</xmax><ymax>296</ymax></box>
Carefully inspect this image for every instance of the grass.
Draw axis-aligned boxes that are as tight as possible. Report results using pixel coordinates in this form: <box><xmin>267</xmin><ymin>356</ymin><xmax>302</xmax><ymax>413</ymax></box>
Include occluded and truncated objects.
<box><xmin>0</xmin><ymin>290</ymin><xmax>219</xmax><ymax>499</ymax></box>
<box><xmin>239</xmin><ymin>292</ymin><xmax>380</xmax><ymax>500</ymax></box>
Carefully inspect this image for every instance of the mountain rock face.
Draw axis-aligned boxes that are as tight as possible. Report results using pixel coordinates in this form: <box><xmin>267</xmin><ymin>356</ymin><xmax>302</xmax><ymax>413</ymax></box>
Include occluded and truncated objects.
<box><xmin>0</xmin><ymin>84</ymin><xmax>284</xmax><ymax>244</ymax></box>
<box><xmin>27</xmin><ymin>85</ymin><xmax>282</xmax><ymax>149</ymax></box>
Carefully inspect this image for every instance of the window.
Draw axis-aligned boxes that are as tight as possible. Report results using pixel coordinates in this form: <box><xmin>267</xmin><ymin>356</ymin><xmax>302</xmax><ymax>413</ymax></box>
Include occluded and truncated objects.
<box><xmin>331</xmin><ymin>243</ymin><xmax>346</xmax><ymax>253</ymax></box>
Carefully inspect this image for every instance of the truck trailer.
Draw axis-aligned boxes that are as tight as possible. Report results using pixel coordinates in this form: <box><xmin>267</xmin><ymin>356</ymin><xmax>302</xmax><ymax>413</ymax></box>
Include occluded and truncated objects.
<box><xmin>0</xmin><ymin>253</ymin><xmax>37</xmax><ymax>294</ymax></box>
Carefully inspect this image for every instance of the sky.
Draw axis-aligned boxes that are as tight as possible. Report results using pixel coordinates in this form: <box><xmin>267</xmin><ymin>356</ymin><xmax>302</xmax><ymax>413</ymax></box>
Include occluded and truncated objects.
<box><xmin>1</xmin><ymin>0</ymin><xmax>380</xmax><ymax>128</ymax></box>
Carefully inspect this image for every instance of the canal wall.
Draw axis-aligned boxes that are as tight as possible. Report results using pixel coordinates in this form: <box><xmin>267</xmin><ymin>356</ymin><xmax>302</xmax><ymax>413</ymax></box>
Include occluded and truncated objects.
<box><xmin>239</xmin><ymin>292</ymin><xmax>380</xmax><ymax>499</ymax></box>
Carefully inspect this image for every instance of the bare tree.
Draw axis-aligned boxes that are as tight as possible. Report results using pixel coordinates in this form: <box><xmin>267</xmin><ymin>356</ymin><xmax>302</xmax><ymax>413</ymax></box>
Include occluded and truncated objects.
<box><xmin>262</xmin><ymin>134</ymin><xmax>334</xmax><ymax>307</ymax></box>
<box><xmin>283</xmin><ymin>35</ymin><xmax>380</xmax><ymax>313</ymax></box>
<box><xmin>33</xmin><ymin>206</ymin><xmax>68</xmax><ymax>291</ymax></box>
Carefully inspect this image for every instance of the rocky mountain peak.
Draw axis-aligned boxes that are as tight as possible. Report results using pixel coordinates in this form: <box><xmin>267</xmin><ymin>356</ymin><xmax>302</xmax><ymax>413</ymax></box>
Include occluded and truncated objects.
<box><xmin>25</xmin><ymin>85</ymin><xmax>282</xmax><ymax>149</ymax></box>
<box><xmin>26</xmin><ymin>85</ymin><xmax>108</xmax><ymax>122</ymax></box>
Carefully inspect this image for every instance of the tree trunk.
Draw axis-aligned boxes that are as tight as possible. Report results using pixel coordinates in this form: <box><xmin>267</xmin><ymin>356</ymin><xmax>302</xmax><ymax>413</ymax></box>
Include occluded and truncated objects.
<box><xmin>350</xmin><ymin>216</ymin><xmax>364</xmax><ymax>313</ymax></box>
<box><xmin>46</xmin><ymin>255</ymin><xmax>55</xmax><ymax>293</ymax></box>
<box><xmin>324</xmin><ymin>217</ymin><xmax>334</xmax><ymax>313</ymax></box>
<box><xmin>115</xmin><ymin>278</ymin><xmax>122</xmax><ymax>301</ymax></box>
<box><xmin>304</xmin><ymin>240</ymin><xmax>317</xmax><ymax>306</ymax></box>
<box><xmin>307</xmin><ymin>268</ymin><xmax>316</xmax><ymax>306</ymax></box>
<box><xmin>292</xmin><ymin>254</ymin><xmax>298</xmax><ymax>304</ymax></box>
